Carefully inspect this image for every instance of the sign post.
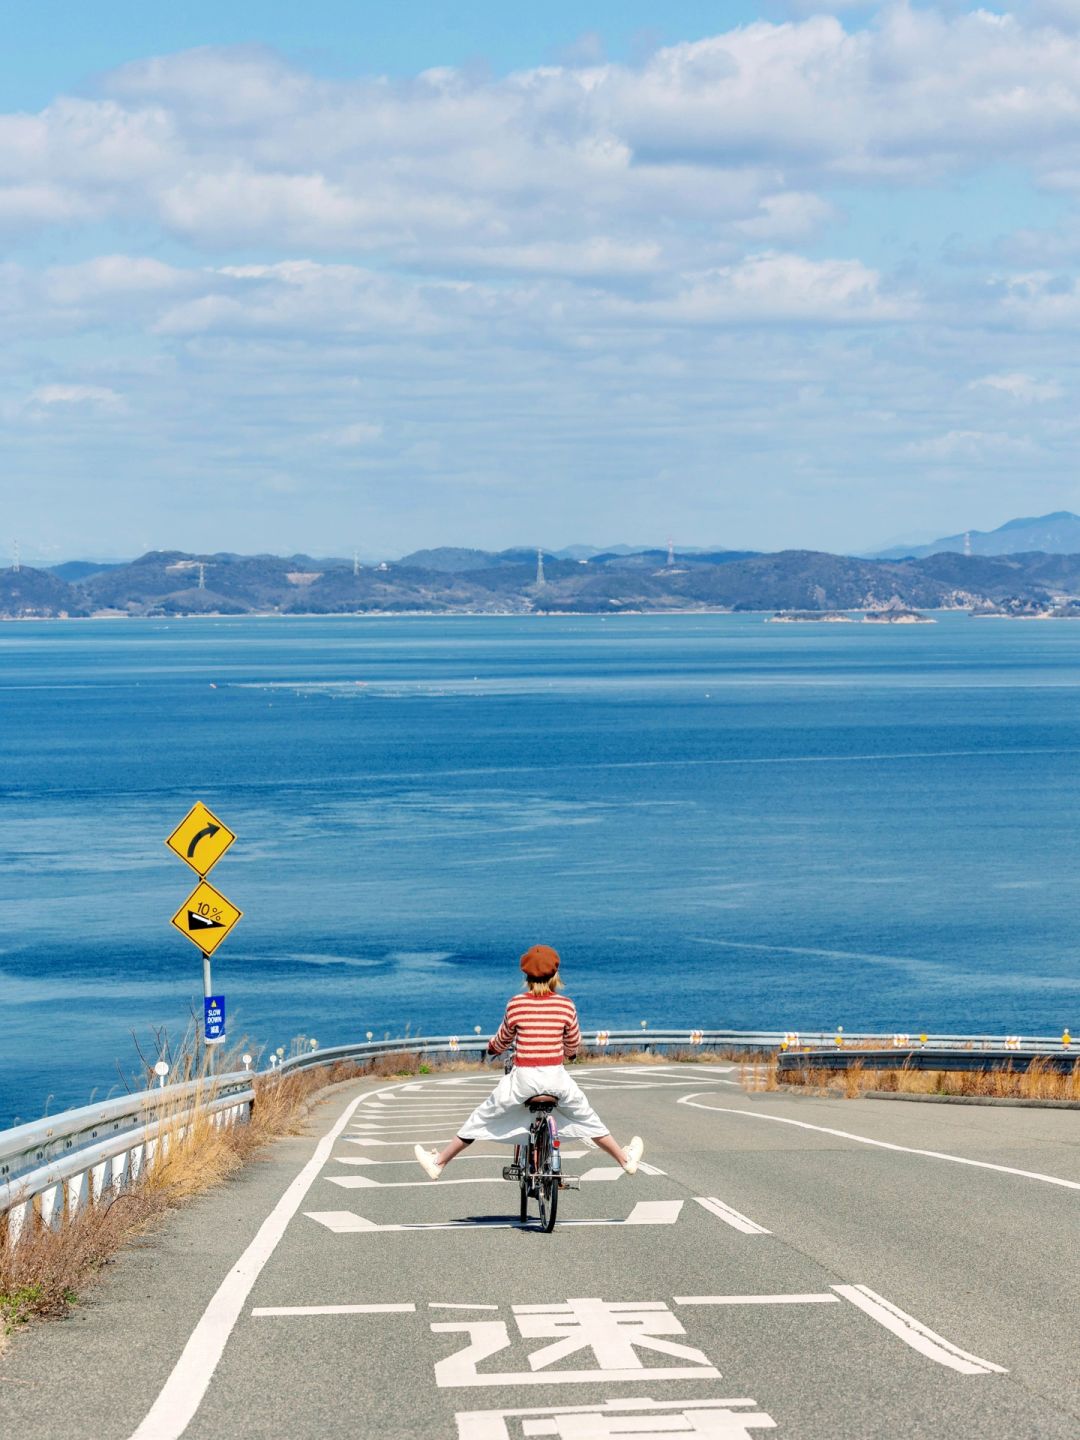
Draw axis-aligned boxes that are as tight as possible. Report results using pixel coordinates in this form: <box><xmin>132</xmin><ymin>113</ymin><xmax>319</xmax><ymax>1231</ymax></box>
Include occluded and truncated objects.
<box><xmin>166</xmin><ymin>802</ymin><xmax>242</xmax><ymax>1051</ymax></box>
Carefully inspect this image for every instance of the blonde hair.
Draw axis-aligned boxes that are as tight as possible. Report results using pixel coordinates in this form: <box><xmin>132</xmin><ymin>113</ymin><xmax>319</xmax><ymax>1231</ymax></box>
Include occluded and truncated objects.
<box><xmin>525</xmin><ymin>974</ymin><xmax>563</xmax><ymax>995</ymax></box>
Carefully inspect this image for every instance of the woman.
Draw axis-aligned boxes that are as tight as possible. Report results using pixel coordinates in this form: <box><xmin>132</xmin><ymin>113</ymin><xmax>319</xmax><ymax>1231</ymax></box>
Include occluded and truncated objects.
<box><xmin>415</xmin><ymin>944</ymin><xmax>643</xmax><ymax>1178</ymax></box>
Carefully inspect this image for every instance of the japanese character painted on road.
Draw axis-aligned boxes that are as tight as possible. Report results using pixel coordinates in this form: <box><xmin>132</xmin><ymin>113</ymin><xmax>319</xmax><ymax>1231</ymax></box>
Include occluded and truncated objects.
<box><xmin>434</xmin><ymin>1298</ymin><xmax>719</xmax><ymax>1388</ymax></box>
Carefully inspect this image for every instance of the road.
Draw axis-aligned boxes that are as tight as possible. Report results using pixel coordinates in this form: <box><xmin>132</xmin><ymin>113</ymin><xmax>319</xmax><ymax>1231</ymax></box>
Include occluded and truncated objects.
<box><xmin>2</xmin><ymin>1062</ymin><xmax>1078</xmax><ymax>1439</ymax></box>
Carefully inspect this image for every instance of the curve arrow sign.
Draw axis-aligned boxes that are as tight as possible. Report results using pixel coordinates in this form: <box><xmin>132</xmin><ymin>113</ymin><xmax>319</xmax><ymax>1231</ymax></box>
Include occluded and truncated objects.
<box><xmin>187</xmin><ymin>823</ymin><xmax>221</xmax><ymax>858</ymax></box>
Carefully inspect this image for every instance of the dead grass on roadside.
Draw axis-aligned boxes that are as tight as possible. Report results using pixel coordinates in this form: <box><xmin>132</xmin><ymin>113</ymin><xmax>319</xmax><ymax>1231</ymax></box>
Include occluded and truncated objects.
<box><xmin>746</xmin><ymin>1053</ymin><xmax>1080</xmax><ymax>1102</ymax></box>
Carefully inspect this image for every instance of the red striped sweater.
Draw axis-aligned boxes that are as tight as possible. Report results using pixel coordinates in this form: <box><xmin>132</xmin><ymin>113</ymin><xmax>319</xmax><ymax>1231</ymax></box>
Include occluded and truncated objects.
<box><xmin>488</xmin><ymin>992</ymin><xmax>582</xmax><ymax>1068</ymax></box>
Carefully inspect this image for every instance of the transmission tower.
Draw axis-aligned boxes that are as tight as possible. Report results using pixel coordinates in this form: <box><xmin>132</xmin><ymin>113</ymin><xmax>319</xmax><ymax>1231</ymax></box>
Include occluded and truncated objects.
<box><xmin>197</xmin><ymin>562</ymin><xmax>207</xmax><ymax>590</ymax></box>
<box><xmin>12</xmin><ymin>540</ymin><xmax>20</xmax><ymax>573</ymax></box>
<box><xmin>353</xmin><ymin>551</ymin><xmax>360</xmax><ymax>577</ymax></box>
<box><xmin>963</xmin><ymin>531</ymin><xmax>972</xmax><ymax>557</ymax></box>
<box><xmin>666</xmin><ymin>536</ymin><xmax>675</xmax><ymax>567</ymax></box>
<box><xmin>535</xmin><ymin>548</ymin><xmax>546</xmax><ymax>586</ymax></box>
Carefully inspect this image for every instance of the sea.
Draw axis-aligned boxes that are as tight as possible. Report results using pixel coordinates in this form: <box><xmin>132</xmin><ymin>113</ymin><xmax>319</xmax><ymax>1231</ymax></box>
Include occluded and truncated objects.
<box><xmin>3</xmin><ymin>611</ymin><xmax>1080</xmax><ymax>1125</ymax></box>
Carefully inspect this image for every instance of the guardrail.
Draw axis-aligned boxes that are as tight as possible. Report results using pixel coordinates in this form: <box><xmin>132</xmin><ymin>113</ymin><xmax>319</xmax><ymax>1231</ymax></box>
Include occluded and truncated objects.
<box><xmin>2</xmin><ymin>1028</ymin><xmax>1074</xmax><ymax>1242</ymax></box>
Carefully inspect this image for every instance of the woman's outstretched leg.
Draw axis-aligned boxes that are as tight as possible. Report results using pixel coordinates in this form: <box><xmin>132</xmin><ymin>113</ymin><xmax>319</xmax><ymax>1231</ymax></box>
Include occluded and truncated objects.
<box><xmin>592</xmin><ymin>1132</ymin><xmax>644</xmax><ymax>1173</ymax></box>
<box><xmin>415</xmin><ymin>1135</ymin><xmax>472</xmax><ymax>1179</ymax></box>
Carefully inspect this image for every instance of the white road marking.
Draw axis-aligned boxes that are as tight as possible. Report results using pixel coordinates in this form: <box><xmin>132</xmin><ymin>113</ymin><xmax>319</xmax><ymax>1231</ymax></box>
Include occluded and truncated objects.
<box><xmin>435</xmin><ymin>1300</ymin><xmax>717</xmax><ymax>1388</ymax></box>
<box><xmin>252</xmin><ymin>1304</ymin><xmax>416</xmax><ymax>1317</ymax></box>
<box><xmin>342</xmin><ymin>1136</ymin><xmax>455</xmax><ymax>1146</ymax></box>
<box><xmin>454</xmin><ymin>1397</ymin><xmax>775</xmax><ymax>1439</ymax></box>
<box><xmin>694</xmin><ymin>1197</ymin><xmax>771</xmax><ymax>1235</ymax></box>
<box><xmin>331</xmin><ymin>1152</ymin><xmax>588</xmax><ymax>1165</ymax></box>
<box><xmin>676</xmin><ymin>1294</ymin><xmax>840</xmax><ymax>1306</ymax></box>
<box><xmin>127</xmin><ymin>1084</ymin><xmax>384</xmax><ymax>1440</ymax></box>
<box><xmin>833</xmin><ymin>1285</ymin><xmax>1008</xmax><ymax>1376</ymax></box>
<box><xmin>304</xmin><ymin>1200</ymin><xmax>684</xmax><ymax>1233</ymax></box>
<box><xmin>678</xmin><ymin>1095</ymin><xmax>1080</xmax><ymax>1194</ymax></box>
<box><xmin>578</xmin><ymin>1167</ymin><xmax>624</xmax><ymax>1182</ymax></box>
<box><xmin>430</xmin><ymin>1303</ymin><xmax>502</xmax><ymax>1311</ymax></box>
<box><xmin>326</xmin><ymin>1174</ymin><xmax>505</xmax><ymax>1189</ymax></box>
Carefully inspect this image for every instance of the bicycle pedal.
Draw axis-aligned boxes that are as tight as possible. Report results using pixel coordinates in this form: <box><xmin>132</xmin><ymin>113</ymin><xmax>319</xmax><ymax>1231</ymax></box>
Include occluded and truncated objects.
<box><xmin>502</xmin><ymin>1165</ymin><xmax>523</xmax><ymax>1181</ymax></box>
<box><xmin>559</xmin><ymin>1178</ymin><xmax>580</xmax><ymax>1191</ymax></box>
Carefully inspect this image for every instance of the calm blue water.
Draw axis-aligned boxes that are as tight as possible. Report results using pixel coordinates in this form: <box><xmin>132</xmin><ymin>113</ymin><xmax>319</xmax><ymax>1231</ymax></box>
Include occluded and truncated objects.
<box><xmin>2</xmin><ymin>613</ymin><xmax>1079</xmax><ymax>1124</ymax></box>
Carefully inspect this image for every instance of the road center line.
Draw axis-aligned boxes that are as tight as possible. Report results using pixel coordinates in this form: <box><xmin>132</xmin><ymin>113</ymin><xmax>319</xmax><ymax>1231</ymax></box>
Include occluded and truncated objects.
<box><xmin>678</xmin><ymin>1095</ymin><xmax>1080</xmax><ymax>1193</ymax></box>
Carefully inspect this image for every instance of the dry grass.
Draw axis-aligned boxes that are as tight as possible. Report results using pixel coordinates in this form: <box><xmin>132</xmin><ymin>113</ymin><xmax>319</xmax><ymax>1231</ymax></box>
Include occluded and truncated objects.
<box><xmin>0</xmin><ymin>1049</ymin><xmax>485</xmax><ymax>1347</ymax></box>
<box><xmin>752</xmin><ymin>1054</ymin><xmax>1080</xmax><ymax>1102</ymax></box>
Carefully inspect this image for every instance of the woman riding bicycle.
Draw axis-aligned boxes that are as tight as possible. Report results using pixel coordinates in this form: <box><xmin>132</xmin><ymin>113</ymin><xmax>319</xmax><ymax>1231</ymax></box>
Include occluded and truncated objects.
<box><xmin>415</xmin><ymin>944</ymin><xmax>643</xmax><ymax>1179</ymax></box>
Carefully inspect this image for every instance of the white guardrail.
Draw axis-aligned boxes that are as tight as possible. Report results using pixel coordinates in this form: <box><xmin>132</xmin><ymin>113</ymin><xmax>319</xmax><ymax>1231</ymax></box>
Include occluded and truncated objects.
<box><xmin>1</xmin><ymin>1028</ymin><xmax>1073</xmax><ymax>1241</ymax></box>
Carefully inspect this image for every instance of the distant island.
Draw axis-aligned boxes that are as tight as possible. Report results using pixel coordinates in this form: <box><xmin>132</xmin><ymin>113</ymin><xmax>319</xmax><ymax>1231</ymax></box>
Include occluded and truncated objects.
<box><xmin>5</xmin><ymin>543</ymin><xmax>1080</xmax><ymax>620</ymax></box>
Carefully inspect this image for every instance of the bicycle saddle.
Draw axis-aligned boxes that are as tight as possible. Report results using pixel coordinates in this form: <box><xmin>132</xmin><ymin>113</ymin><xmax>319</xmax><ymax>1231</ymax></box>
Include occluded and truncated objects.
<box><xmin>525</xmin><ymin>1094</ymin><xmax>559</xmax><ymax>1109</ymax></box>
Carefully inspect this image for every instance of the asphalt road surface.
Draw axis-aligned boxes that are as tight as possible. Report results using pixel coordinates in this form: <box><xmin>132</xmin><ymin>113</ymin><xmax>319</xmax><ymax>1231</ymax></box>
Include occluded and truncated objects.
<box><xmin>2</xmin><ymin>1062</ymin><xmax>1078</xmax><ymax>1440</ymax></box>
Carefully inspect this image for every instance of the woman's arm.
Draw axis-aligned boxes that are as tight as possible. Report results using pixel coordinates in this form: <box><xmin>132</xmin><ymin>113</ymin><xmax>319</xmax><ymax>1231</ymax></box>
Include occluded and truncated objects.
<box><xmin>563</xmin><ymin>1003</ymin><xmax>582</xmax><ymax>1060</ymax></box>
<box><xmin>488</xmin><ymin>1003</ymin><xmax>516</xmax><ymax>1056</ymax></box>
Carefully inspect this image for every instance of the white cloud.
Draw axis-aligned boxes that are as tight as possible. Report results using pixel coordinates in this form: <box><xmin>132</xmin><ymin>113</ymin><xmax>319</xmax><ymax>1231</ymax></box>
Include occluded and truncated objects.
<box><xmin>27</xmin><ymin>384</ymin><xmax>125</xmax><ymax>412</ymax></box>
<box><xmin>970</xmin><ymin>372</ymin><xmax>1064</xmax><ymax>402</ymax></box>
<box><xmin>905</xmin><ymin>428</ymin><xmax>1040</xmax><ymax>461</ymax></box>
<box><xmin>636</xmin><ymin>252</ymin><xmax>911</xmax><ymax>324</ymax></box>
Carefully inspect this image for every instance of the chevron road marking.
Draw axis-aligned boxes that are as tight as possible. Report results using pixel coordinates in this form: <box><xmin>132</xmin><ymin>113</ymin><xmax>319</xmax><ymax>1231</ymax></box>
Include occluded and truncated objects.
<box><xmin>304</xmin><ymin>1199</ymin><xmax>685</xmax><ymax>1233</ymax></box>
<box><xmin>326</xmin><ymin>1174</ymin><xmax>505</xmax><ymax>1189</ymax></box>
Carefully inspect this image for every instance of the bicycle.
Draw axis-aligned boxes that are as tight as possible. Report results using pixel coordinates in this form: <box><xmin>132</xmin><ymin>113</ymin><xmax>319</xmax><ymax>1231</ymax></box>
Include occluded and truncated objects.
<box><xmin>494</xmin><ymin>1050</ymin><xmax>578</xmax><ymax>1232</ymax></box>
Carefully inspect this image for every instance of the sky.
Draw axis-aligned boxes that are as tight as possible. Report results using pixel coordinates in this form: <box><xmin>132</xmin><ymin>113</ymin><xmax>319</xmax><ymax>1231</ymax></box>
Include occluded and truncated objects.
<box><xmin>4</xmin><ymin>1</ymin><xmax>1080</xmax><ymax>562</ymax></box>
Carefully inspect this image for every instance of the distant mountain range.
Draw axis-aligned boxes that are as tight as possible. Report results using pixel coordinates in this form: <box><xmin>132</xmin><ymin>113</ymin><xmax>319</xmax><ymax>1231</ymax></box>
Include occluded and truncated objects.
<box><xmin>873</xmin><ymin>511</ymin><xmax>1080</xmax><ymax>559</ymax></box>
<box><xmin>7</xmin><ymin>543</ymin><xmax>1080</xmax><ymax>618</ymax></box>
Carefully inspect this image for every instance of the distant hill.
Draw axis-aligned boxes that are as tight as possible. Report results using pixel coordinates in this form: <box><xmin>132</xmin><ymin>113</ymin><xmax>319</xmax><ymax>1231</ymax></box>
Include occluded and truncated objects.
<box><xmin>874</xmin><ymin>511</ymin><xmax>1080</xmax><ymax>559</ymax></box>
<box><xmin>47</xmin><ymin>560</ymin><xmax>126</xmax><ymax>582</ymax></box>
<box><xmin>7</xmin><ymin>544</ymin><xmax>1080</xmax><ymax>619</ymax></box>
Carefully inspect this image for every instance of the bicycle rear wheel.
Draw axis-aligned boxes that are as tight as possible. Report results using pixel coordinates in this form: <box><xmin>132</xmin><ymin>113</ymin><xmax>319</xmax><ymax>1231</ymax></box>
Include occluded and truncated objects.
<box><xmin>534</xmin><ymin>1124</ymin><xmax>558</xmax><ymax>1233</ymax></box>
<box><xmin>517</xmin><ymin>1144</ymin><xmax>528</xmax><ymax>1223</ymax></box>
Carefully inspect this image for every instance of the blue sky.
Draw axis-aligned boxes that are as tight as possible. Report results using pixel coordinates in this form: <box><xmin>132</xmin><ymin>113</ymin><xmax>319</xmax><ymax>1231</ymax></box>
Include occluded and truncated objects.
<box><xmin>4</xmin><ymin>1</ymin><xmax>1080</xmax><ymax>562</ymax></box>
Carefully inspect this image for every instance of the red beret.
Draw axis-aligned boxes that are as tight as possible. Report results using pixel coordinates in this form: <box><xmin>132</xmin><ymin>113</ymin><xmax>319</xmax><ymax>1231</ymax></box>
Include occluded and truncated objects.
<box><xmin>520</xmin><ymin>944</ymin><xmax>560</xmax><ymax>979</ymax></box>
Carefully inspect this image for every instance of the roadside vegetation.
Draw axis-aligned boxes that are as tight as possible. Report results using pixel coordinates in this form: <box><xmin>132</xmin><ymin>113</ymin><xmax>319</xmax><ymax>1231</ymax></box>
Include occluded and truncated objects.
<box><xmin>742</xmin><ymin>1054</ymin><xmax>1080</xmax><ymax>1102</ymax></box>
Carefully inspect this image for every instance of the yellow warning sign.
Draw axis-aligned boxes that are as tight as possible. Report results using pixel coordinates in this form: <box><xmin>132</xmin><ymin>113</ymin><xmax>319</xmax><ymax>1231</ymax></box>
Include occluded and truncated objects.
<box><xmin>166</xmin><ymin>802</ymin><xmax>236</xmax><ymax>876</ymax></box>
<box><xmin>170</xmin><ymin>880</ymin><xmax>243</xmax><ymax>957</ymax></box>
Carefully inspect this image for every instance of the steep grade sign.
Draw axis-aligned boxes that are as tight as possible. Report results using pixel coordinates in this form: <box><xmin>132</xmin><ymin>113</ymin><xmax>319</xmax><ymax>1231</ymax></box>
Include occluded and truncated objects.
<box><xmin>165</xmin><ymin>801</ymin><xmax>236</xmax><ymax>877</ymax></box>
<box><xmin>171</xmin><ymin>879</ymin><xmax>243</xmax><ymax>957</ymax></box>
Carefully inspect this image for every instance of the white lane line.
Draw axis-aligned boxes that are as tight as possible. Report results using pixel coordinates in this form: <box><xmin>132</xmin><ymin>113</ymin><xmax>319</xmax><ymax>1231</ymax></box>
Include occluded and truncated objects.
<box><xmin>304</xmin><ymin>1200</ymin><xmax>684</xmax><ymax>1233</ymax></box>
<box><xmin>252</xmin><ymin>1304</ymin><xmax>415</xmax><ymax>1317</ymax></box>
<box><xmin>429</xmin><ymin>1303</ymin><xmax>501</xmax><ymax>1310</ymax></box>
<box><xmin>326</xmin><ymin>1175</ymin><xmax>504</xmax><ymax>1189</ymax></box>
<box><xmin>677</xmin><ymin>1095</ymin><xmax>1080</xmax><ymax>1194</ymax></box>
<box><xmin>676</xmin><ymin>1294</ymin><xmax>840</xmax><ymax>1306</ymax></box>
<box><xmin>578</xmin><ymin>1167</ymin><xmax>624</xmax><ymax>1183</ymax></box>
<box><xmin>128</xmin><ymin>1084</ymin><xmax>386</xmax><ymax>1440</ymax></box>
<box><xmin>694</xmin><ymin>1197</ymin><xmax>771</xmax><ymax>1235</ymax></box>
<box><xmin>332</xmin><ymin>1151</ymin><xmax>588</xmax><ymax>1165</ymax></box>
<box><xmin>342</xmin><ymin>1137</ymin><xmax>454</xmax><ymax>1146</ymax></box>
<box><xmin>833</xmin><ymin>1286</ymin><xmax>1008</xmax><ymax>1376</ymax></box>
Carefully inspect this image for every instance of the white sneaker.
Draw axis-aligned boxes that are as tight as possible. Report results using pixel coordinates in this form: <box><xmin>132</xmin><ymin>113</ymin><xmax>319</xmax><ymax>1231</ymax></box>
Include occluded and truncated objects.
<box><xmin>623</xmin><ymin>1136</ymin><xmax>644</xmax><ymax>1175</ymax></box>
<box><xmin>414</xmin><ymin>1144</ymin><xmax>443</xmax><ymax>1180</ymax></box>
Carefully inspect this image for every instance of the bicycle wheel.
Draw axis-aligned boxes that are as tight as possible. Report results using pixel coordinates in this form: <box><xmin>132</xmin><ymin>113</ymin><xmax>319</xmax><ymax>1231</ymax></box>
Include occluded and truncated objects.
<box><xmin>534</xmin><ymin>1123</ymin><xmax>558</xmax><ymax>1233</ymax></box>
<box><xmin>517</xmin><ymin>1144</ymin><xmax>528</xmax><ymax>1223</ymax></box>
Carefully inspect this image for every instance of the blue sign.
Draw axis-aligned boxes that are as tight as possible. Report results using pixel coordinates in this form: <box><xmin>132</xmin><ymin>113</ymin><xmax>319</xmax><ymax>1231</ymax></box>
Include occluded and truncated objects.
<box><xmin>204</xmin><ymin>994</ymin><xmax>226</xmax><ymax>1043</ymax></box>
